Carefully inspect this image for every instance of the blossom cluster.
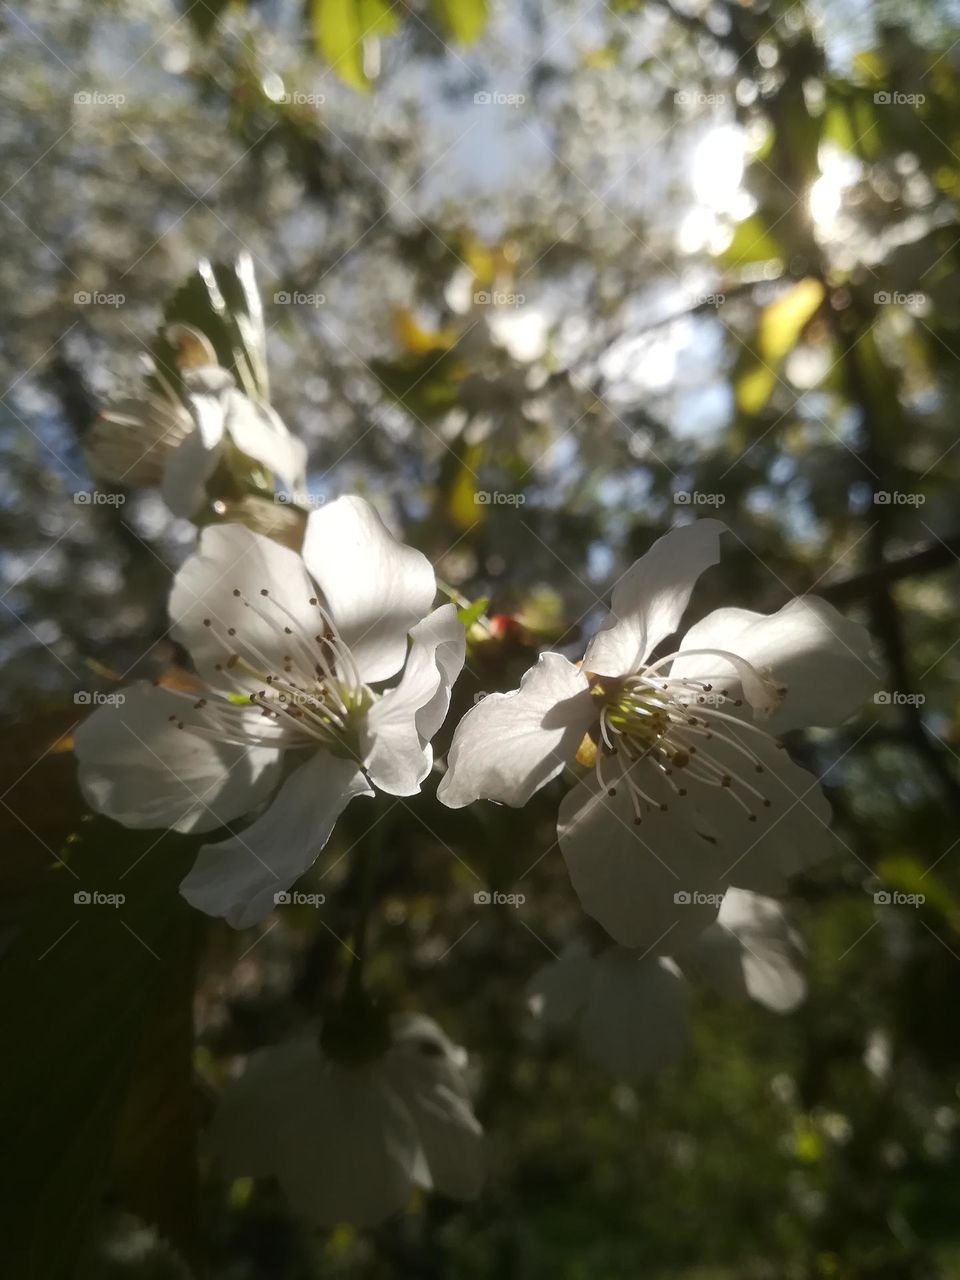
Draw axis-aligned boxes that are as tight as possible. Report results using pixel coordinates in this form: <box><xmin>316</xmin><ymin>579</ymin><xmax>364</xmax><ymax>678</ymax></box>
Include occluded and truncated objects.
<box><xmin>74</xmin><ymin>332</ymin><xmax>876</xmax><ymax>1228</ymax></box>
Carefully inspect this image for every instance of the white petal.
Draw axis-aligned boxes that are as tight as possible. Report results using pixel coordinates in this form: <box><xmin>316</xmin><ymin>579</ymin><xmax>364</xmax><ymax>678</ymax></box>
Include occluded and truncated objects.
<box><xmin>690</xmin><ymin>888</ymin><xmax>807</xmax><ymax>1013</ymax></box>
<box><xmin>670</xmin><ymin>596</ymin><xmax>878</xmax><ymax>732</ymax></box>
<box><xmin>169</xmin><ymin>522</ymin><xmax>320</xmax><ymax>695</ymax></box>
<box><xmin>74</xmin><ymin>684</ymin><xmax>282</xmax><ymax>834</ymax></box>
<box><xmin>158</xmin><ymin>366</ymin><xmax>231</xmax><ymax>518</ymax></box>
<box><xmin>558</xmin><ymin>767</ymin><xmax>725</xmax><ymax>950</ymax></box>
<box><xmin>281</xmin><ymin>1062</ymin><xmax>417</xmax><ymax>1227</ymax></box>
<box><xmin>180</xmin><ymin>750</ymin><xmax>372</xmax><ymax>927</ymax></box>
<box><xmin>222</xmin><ymin>389</ymin><xmax>307</xmax><ymax>494</ymax></box>
<box><xmin>527</xmin><ymin>939</ymin><xmax>595</xmax><ymax>1026</ymax></box>
<box><xmin>363</xmin><ymin>604</ymin><xmax>465</xmax><ymax>797</ymax></box>
<box><xmin>583</xmin><ymin>519</ymin><xmax>726</xmax><ymax>677</ymax></box>
<box><xmin>87</xmin><ymin>395</ymin><xmax>192</xmax><ymax>486</ymax></box>
<box><xmin>302</xmin><ymin>496</ymin><xmax>437</xmax><ymax>683</ymax></box>
<box><xmin>580</xmin><ymin>951</ymin><xmax>688</xmax><ymax>1078</ymax></box>
<box><xmin>160</xmin><ymin>424</ymin><xmax>223</xmax><ymax>518</ymax></box>
<box><xmin>213</xmin><ymin>1039</ymin><xmax>418</xmax><ymax>1227</ymax></box>
<box><xmin>437</xmin><ymin>652</ymin><xmax>594</xmax><ymax>809</ymax></box>
<box><xmin>385</xmin><ymin>1014</ymin><xmax>484</xmax><ymax>1202</ymax></box>
<box><xmin>679</xmin><ymin>728</ymin><xmax>836</xmax><ymax>896</ymax></box>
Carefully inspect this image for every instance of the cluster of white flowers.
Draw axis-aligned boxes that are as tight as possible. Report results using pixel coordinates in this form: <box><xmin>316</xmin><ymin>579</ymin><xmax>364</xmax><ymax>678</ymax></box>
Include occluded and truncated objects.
<box><xmin>439</xmin><ymin>520</ymin><xmax>876</xmax><ymax>951</ymax></box>
<box><xmin>87</xmin><ymin>325</ymin><xmax>307</xmax><ymax>520</ymax></box>
<box><xmin>75</xmin><ymin>363</ymin><xmax>876</xmax><ymax>1229</ymax></box>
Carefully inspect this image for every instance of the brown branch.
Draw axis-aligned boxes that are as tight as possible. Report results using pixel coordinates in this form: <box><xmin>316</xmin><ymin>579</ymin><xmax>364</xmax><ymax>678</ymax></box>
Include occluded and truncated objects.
<box><xmin>819</xmin><ymin>535</ymin><xmax>960</xmax><ymax>606</ymax></box>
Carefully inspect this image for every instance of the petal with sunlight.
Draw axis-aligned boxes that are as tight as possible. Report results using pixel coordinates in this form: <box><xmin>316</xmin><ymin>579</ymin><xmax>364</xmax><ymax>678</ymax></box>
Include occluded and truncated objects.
<box><xmin>437</xmin><ymin>652</ymin><xmax>594</xmax><ymax>809</ymax></box>
<box><xmin>74</xmin><ymin>683</ymin><xmax>282</xmax><ymax>834</ymax></box>
<box><xmin>584</xmin><ymin>519</ymin><xmax>726</xmax><ymax>677</ymax></box>
<box><xmin>302</xmin><ymin>496</ymin><xmax>437</xmax><ymax>684</ymax></box>
<box><xmin>363</xmin><ymin>603</ymin><xmax>466</xmax><ymax>797</ymax></box>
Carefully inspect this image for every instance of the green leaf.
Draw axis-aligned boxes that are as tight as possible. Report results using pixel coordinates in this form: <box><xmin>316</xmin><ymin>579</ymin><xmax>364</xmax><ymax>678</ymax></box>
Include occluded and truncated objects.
<box><xmin>876</xmin><ymin>854</ymin><xmax>959</xmax><ymax>922</ymax></box>
<box><xmin>312</xmin><ymin>0</ymin><xmax>397</xmax><ymax>91</ymax></box>
<box><xmin>430</xmin><ymin>0</ymin><xmax>489</xmax><ymax>44</ymax></box>
<box><xmin>756</xmin><ymin>277</ymin><xmax>824</xmax><ymax>367</ymax></box>
<box><xmin>719</xmin><ymin>215</ymin><xmax>785</xmax><ymax>270</ymax></box>
<box><xmin>735</xmin><ymin>278</ymin><xmax>825</xmax><ymax>414</ymax></box>
<box><xmin>456</xmin><ymin>595</ymin><xmax>490</xmax><ymax>628</ymax></box>
<box><xmin>0</xmin><ymin>819</ymin><xmax>202</xmax><ymax>1278</ymax></box>
<box><xmin>735</xmin><ymin>363</ymin><xmax>778</xmax><ymax>416</ymax></box>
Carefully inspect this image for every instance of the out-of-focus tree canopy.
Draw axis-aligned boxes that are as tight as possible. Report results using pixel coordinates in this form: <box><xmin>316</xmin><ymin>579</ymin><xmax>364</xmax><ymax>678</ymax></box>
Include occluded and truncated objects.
<box><xmin>4</xmin><ymin>0</ymin><xmax>960</xmax><ymax>1275</ymax></box>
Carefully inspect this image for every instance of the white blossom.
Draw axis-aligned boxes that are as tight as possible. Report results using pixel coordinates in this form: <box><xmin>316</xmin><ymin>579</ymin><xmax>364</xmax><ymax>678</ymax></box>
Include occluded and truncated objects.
<box><xmin>87</xmin><ymin>357</ymin><xmax>306</xmax><ymax>518</ymax></box>
<box><xmin>75</xmin><ymin>496</ymin><xmax>465</xmax><ymax>926</ymax></box>
<box><xmin>529</xmin><ymin>889</ymin><xmax>806</xmax><ymax>1078</ymax></box>
<box><xmin>212</xmin><ymin>1014</ymin><xmax>484</xmax><ymax>1227</ymax></box>
<box><xmin>440</xmin><ymin>520</ymin><xmax>876</xmax><ymax>951</ymax></box>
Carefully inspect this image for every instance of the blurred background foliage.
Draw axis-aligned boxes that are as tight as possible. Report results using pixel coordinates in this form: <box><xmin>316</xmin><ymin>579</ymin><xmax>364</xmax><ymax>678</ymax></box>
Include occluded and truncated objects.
<box><xmin>3</xmin><ymin>0</ymin><xmax>960</xmax><ymax>1275</ymax></box>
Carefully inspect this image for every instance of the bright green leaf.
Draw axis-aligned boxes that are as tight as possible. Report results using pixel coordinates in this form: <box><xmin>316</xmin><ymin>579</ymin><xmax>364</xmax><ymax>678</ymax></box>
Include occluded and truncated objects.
<box><xmin>431</xmin><ymin>0</ymin><xmax>489</xmax><ymax>44</ymax></box>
